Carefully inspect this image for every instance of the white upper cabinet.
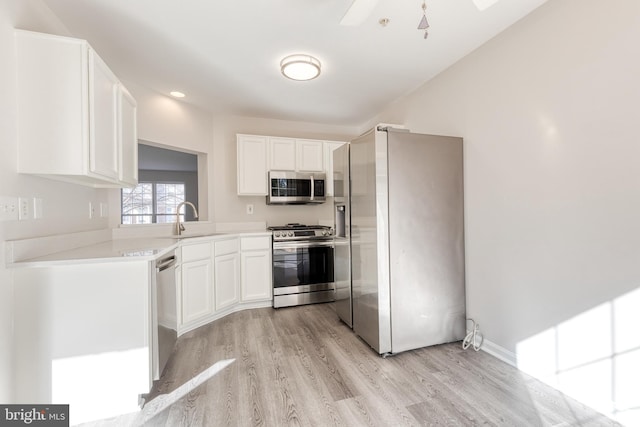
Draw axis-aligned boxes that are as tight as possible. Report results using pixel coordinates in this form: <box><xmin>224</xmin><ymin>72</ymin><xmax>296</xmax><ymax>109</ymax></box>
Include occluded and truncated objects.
<box><xmin>118</xmin><ymin>85</ymin><xmax>138</xmax><ymax>186</ymax></box>
<box><xmin>237</xmin><ymin>134</ymin><xmax>269</xmax><ymax>195</ymax></box>
<box><xmin>296</xmin><ymin>139</ymin><xmax>324</xmax><ymax>172</ymax></box>
<box><xmin>268</xmin><ymin>137</ymin><xmax>324</xmax><ymax>172</ymax></box>
<box><xmin>323</xmin><ymin>140</ymin><xmax>347</xmax><ymax>196</ymax></box>
<box><xmin>16</xmin><ymin>30</ymin><xmax>137</xmax><ymax>188</ymax></box>
<box><xmin>89</xmin><ymin>50</ymin><xmax>119</xmax><ymax>181</ymax></box>
<box><xmin>269</xmin><ymin>137</ymin><xmax>296</xmax><ymax>171</ymax></box>
<box><xmin>237</xmin><ymin>133</ymin><xmax>348</xmax><ymax>196</ymax></box>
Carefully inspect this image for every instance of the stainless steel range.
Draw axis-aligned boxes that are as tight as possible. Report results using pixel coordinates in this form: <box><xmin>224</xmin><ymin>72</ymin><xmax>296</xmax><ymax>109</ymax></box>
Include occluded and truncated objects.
<box><xmin>268</xmin><ymin>223</ymin><xmax>335</xmax><ymax>308</ymax></box>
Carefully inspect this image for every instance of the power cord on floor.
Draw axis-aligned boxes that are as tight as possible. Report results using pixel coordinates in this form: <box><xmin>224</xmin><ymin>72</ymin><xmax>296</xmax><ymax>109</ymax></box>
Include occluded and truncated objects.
<box><xmin>462</xmin><ymin>318</ymin><xmax>483</xmax><ymax>351</ymax></box>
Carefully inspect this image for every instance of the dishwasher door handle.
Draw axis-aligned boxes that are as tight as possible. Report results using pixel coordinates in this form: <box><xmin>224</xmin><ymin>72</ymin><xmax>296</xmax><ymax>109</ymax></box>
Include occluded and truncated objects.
<box><xmin>157</xmin><ymin>255</ymin><xmax>177</xmax><ymax>272</ymax></box>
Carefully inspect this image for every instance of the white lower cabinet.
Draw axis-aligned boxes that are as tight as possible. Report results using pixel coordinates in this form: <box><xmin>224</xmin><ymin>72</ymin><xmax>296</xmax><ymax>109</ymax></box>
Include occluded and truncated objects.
<box><xmin>240</xmin><ymin>236</ymin><xmax>272</xmax><ymax>302</ymax></box>
<box><xmin>178</xmin><ymin>233</ymin><xmax>272</xmax><ymax>335</ymax></box>
<box><xmin>179</xmin><ymin>241</ymin><xmax>214</xmax><ymax>330</ymax></box>
<box><xmin>181</xmin><ymin>258</ymin><xmax>214</xmax><ymax>325</ymax></box>
<box><xmin>214</xmin><ymin>238</ymin><xmax>240</xmax><ymax>311</ymax></box>
<box><xmin>214</xmin><ymin>254</ymin><xmax>240</xmax><ymax>310</ymax></box>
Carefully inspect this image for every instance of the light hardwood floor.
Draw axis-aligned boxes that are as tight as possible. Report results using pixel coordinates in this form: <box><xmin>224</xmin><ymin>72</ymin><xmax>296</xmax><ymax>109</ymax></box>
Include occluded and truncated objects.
<box><xmin>141</xmin><ymin>303</ymin><xmax>618</xmax><ymax>426</ymax></box>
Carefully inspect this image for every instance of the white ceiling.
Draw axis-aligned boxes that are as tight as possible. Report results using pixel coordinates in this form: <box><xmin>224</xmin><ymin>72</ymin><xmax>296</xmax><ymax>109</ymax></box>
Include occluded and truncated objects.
<box><xmin>42</xmin><ymin>0</ymin><xmax>549</xmax><ymax>127</ymax></box>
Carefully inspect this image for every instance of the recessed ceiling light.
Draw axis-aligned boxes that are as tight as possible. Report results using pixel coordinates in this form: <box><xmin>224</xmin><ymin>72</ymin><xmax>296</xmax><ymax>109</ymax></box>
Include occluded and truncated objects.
<box><xmin>280</xmin><ymin>54</ymin><xmax>321</xmax><ymax>81</ymax></box>
<box><xmin>170</xmin><ymin>91</ymin><xmax>186</xmax><ymax>98</ymax></box>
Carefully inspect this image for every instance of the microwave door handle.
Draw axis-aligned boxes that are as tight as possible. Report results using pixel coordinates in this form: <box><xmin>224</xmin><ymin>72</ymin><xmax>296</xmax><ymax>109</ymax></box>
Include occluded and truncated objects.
<box><xmin>310</xmin><ymin>175</ymin><xmax>314</xmax><ymax>201</ymax></box>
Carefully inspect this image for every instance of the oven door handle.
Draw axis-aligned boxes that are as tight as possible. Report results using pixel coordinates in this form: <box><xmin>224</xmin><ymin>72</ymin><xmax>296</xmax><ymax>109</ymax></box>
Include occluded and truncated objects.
<box><xmin>273</xmin><ymin>240</ymin><xmax>335</xmax><ymax>250</ymax></box>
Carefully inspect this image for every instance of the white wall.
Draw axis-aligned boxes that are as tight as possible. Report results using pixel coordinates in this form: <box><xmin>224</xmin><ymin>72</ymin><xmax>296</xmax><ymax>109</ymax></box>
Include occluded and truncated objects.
<box><xmin>109</xmin><ymin>84</ymin><xmax>359</xmax><ymax>230</ymax></box>
<box><xmin>0</xmin><ymin>0</ymin><xmax>113</xmax><ymax>403</ymax></box>
<box><xmin>108</xmin><ymin>80</ymin><xmax>215</xmax><ymax>226</ymax></box>
<box><xmin>373</xmin><ymin>0</ymin><xmax>640</xmax><ymax>421</ymax></box>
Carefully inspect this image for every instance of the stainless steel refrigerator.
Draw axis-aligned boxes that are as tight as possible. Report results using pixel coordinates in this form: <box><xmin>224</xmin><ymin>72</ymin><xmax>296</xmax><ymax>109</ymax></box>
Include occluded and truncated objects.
<box><xmin>336</xmin><ymin>126</ymin><xmax>466</xmax><ymax>355</ymax></box>
<box><xmin>333</xmin><ymin>143</ymin><xmax>352</xmax><ymax>327</ymax></box>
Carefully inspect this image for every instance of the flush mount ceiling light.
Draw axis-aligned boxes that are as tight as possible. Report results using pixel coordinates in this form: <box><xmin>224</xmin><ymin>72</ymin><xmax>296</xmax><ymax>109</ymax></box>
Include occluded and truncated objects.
<box><xmin>280</xmin><ymin>54</ymin><xmax>321</xmax><ymax>81</ymax></box>
<box><xmin>170</xmin><ymin>91</ymin><xmax>186</xmax><ymax>98</ymax></box>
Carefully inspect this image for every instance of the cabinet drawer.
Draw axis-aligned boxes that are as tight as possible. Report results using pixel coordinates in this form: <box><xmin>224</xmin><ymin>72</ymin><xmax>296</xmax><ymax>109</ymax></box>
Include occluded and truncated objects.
<box><xmin>214</xmin><ymin>238</ymin><xmax>239</xmax><ymax>256</ymax></box>
<box><xmin>240</xmin><ymin>236</ymin><xmax>271</xmax><ymax>251</ymax></box>
<box><xmin>181</xmin><ymin>242</ymin><xmax>212</xmax><ymax>262</ymax></box>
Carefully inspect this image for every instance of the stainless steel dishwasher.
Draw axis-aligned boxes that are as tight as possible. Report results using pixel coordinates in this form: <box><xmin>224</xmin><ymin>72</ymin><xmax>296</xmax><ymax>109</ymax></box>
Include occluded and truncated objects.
<box><xmin>154</xmin><ymin>251</ymin><xmax>177</xmax><ymax>379</ymax></box>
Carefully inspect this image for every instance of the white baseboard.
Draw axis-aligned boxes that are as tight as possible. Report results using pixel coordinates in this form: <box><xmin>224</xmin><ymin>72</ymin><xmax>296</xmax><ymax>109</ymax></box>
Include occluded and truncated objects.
<box><xmin>178</xmin><ymin>300</ymin><xmax>273</xmax><ymax>336</ymax></box>
<box><xmin>480</xmin><ymin>338</ymin><xmax>517</xmax><ymax>367</ymax></box>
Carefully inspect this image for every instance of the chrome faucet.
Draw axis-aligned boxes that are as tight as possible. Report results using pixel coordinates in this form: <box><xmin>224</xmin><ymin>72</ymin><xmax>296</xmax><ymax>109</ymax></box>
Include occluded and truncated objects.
<box><xmin>175</xmin><ymin>201</ymin><xmax>199</xmax><ymax>235</ymax></box>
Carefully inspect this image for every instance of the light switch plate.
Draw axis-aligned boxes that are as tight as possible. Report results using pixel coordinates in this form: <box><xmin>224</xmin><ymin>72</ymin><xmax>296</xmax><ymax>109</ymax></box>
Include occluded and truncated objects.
<box><xmin>33</xmin><ymin>198</ymin><xmax>43</xmax><ymax>219</ymax></box>
<box><xmin>18</xmin><ymin>197</ymin><xmax>32</xmax><ymax>220</ymax></box>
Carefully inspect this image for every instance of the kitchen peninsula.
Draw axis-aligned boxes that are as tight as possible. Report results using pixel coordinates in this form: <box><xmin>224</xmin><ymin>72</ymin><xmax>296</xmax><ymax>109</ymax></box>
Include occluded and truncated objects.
<box><xmin>7</xmin><ymin>227</ymin><xmax>272</xmax><ymax>425</ymax></box>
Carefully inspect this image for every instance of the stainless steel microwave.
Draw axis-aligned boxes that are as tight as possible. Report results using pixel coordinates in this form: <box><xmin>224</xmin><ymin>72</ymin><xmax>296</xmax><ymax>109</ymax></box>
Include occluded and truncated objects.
<box><xmin>267</xmin><ymin>171</ymin><xmax>326</xmax><ymax>205</ymax></box>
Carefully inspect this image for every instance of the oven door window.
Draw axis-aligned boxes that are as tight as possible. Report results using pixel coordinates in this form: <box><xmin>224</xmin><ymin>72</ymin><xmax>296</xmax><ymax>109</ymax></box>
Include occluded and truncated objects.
<box><xmin>273</xmin><ymin>246</ymin><xmax>334</xmax><ymax>287</ymax></box>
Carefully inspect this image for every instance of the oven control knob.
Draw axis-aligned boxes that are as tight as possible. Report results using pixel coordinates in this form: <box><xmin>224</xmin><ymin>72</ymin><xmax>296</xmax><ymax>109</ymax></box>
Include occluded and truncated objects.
<box><xmin>275</xmin><ymin>232</ymin><xmax>281</xmax><ymax>237</ymax></box>
<box><xmin>288</xmin><ymin>231</ymin><xmax>294</xmax><ymax>237</ymax></box>
<box><xmin>322</xmin><ymin>230</ymin><xmax>328</xmax><ymax>236</ymax></box>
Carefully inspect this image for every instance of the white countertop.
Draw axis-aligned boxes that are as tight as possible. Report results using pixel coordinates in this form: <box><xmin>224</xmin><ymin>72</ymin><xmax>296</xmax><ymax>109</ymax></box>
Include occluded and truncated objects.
<box><xmin>7</xmin><ymin>231</ymin><xmax>272</xmax><ymax>267</ymax></box>
<box><xmin>15</xmin><ymin>237</ymin><xmax>180</xmax><ymax>266</ymax></box>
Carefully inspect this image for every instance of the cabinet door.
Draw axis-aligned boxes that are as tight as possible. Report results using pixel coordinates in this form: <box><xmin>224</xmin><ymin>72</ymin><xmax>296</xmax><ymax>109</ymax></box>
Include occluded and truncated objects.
<box><xmin>237</xmin><ymin>135</ymin><xmax>268</xmax><ymax>195</ymax></box>
<box><xmin>269</xmin><ymin>137</ymin><xmax>296</xmax><ymax>171</ymax></box>
<box><xmin>323</xmin><ymin>141</ymin><xmax>346</xmax><ymax>196</ymax></box>
<box><xmin>89</xmin><ymin>49</ymin><xmax>119</xmax><ymax>181</ymax></box>
<box><xmin>214</xmin><ymin>253</ymin><xmax>240</xmax><ymax>311</ymax></box>
<box><xmin>181</xmin><ymin>259</ymin><xmax>213</xmax><ymax>324</ymax></box>
<box><xmin>241</xmin><ymin>250</ymin><xmax>272</xmax><ymax>302</ymax></box>
<box><xmin>119</xmin><ymin>85</ymin><xmax>138</xmax><ymax>187</ymax></box>
<box><xmin>296</xmin><ymin>139</ymin><xmax>324</xmax><ymax>172</ymax></box>
<box><xmin>16</xmin><ymin>32</ymin><xmax>88</xmax><ymax>176</ymax></box>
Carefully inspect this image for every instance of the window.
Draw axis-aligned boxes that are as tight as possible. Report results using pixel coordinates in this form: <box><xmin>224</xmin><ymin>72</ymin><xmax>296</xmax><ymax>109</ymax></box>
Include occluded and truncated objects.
<box><xmin>121</xmin><ymin>182</ymin><xmax>186</xmax><ymax>224</ymax></box>
<box><xmin>121</xmin><ymin>142</ymin><xmax>201</xmax><ymax>224</ymax></box>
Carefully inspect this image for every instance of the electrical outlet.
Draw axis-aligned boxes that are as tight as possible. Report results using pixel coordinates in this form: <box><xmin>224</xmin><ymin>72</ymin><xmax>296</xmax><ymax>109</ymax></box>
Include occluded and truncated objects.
<box><xmin>18</xmin><ymin>197</ymin><xmax>32</xmax><ymax>220</ymax></box>
<box><xmin>89</xmin><ymin>202</ymin><xmax>96</xmax><ymax>219</ymax></box>
<box><xmin>0</xmin><ymin>196</ymin><xmax>19</xmax><ymax>221</ymax></box>
<box><xmin>246</xmin><ymin>204</ymin><xmax>254</xmax><ymax>215</ymax></box>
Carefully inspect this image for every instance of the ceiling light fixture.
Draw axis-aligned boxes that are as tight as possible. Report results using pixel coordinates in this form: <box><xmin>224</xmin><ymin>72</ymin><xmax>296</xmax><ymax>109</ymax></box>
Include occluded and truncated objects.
<box><xmin>418</xmin><ymin>1</ymin><xmax>430</xmax><ymax>39</ymax></box>
<box><xmin>170</xmin><ymin>91</ymin><xmax>186</xmax><ymax>98</ymax></box>
<box><xmin>280</xmin><ymin>54</ymin><xmax>321</xmax><ymax>81</ymax></box>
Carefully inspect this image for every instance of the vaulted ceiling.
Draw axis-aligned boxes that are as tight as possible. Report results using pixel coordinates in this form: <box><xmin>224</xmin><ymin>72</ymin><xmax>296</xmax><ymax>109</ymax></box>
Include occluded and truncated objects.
<box><xmin>42</xmin><ymin>0</ymin><xmax>549</xmax><ymax>127</ymax></box>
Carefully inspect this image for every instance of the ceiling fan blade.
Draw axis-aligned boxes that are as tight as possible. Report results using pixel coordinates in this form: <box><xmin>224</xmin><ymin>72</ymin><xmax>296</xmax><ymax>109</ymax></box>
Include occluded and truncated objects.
<box><xmin>340</xmin><ymin>0</ymin><xmax>380</xmax><ymax>26</ymax></box>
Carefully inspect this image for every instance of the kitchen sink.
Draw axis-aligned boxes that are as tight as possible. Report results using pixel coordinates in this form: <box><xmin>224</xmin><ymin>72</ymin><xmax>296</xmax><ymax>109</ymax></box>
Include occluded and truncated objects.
<box><xmin>176</xmin><ymin>232</ymin><xmax>225</xmax><ymax>239</ymax></box>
